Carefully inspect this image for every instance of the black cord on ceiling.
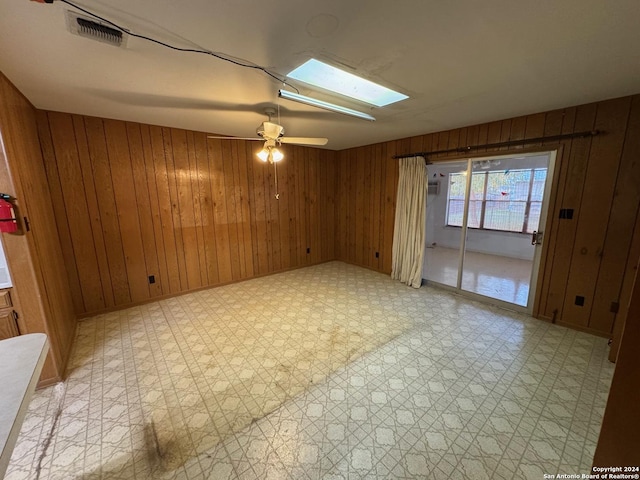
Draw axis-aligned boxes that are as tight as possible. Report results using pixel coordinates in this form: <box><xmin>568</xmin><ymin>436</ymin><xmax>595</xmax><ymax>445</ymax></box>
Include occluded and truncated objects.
<box><xmin>57</xmin><ymin>0</ymin><xmax>300</xmax><ymax>94</ymax></box>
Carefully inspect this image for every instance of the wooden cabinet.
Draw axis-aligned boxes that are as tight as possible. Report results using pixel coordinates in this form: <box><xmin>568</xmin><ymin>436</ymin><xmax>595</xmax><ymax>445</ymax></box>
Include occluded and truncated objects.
<box><xmin>0</xmin><ymin>289</ymin><xmax>12</xmax><ymax>308</ymax></box>
<box><xmin>0</xmin><ymin>289</ymin><xmax>19</xmax><ymax>340</ymax></box>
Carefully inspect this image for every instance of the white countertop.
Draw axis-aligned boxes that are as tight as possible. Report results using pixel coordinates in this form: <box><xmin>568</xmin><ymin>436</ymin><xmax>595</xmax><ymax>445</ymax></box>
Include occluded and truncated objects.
<box><xmin>0</xmin><ymin>334</ymin><xmax>48</xmax><ymax>479</ymax></box>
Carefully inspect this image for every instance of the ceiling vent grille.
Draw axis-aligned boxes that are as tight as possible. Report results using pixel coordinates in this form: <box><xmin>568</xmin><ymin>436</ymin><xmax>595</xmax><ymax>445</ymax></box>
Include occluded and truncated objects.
<box><xmin>65</xmin><ymin>11</ymin><xmax>128</xmax><ymax>48</ymax></box>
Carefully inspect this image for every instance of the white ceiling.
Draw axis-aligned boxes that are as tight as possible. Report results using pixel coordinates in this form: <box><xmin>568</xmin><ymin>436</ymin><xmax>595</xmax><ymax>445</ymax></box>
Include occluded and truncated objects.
<box><xmin>1</xmin><ymin>0</ymin><xmax>639</xmax><ymax>150</ymax></box>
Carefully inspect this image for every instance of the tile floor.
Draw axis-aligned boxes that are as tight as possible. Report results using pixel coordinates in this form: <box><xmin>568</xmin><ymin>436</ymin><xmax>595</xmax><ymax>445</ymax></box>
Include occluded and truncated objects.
<box><xmin>425</xmin><ymin>247</ymin><xmax>533</xmax><ymax>306</ymax></box>
<box><xmin>6</xmin><ymin>261</ymin><xmax>614</xmax><ymax>479</ymax></box>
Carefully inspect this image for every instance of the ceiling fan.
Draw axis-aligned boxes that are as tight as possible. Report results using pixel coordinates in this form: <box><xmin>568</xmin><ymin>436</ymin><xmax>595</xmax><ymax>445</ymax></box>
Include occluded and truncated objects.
<box><xmin>207</xmin><ymin>108</ymin><xmax>328</xmax><ymax>164</ymax></box>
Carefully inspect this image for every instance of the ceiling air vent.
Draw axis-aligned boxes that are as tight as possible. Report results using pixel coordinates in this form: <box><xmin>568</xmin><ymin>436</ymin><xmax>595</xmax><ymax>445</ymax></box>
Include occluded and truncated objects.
<box><xmin>65</xmin><ymin>11</ymin><xmax>128</xmax><ymax>47</ymax></box>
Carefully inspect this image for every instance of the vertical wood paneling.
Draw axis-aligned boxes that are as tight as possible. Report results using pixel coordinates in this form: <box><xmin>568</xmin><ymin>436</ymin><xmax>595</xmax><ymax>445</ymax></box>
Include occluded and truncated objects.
<box><xmin>524</xmin><ymin>112</ymin><xmax>546</xmax><ymax>141</ymax></box>
<box><xmin>127</xmin><ymin>122</ymin><xmax>162</xmax><ymax>298</ymax></box>
<box><xmin>103</xmin><ymin>119</ymin><xmax>150</xmax><ymax>303</ymax></box>
<box><xmin>562</xmin><ymin>98</ymin><xmax>631</xmax><ymax>327</ymax></box>
<box><xmin>308</xmin><ymin>149</ymin><xmax>321</xmax><ymax>264</ymax></box>
<box><xmin>240</xmin><ymin>145</ymin><xmax>256</xmax><ymax>278</ymax></box>
<box><xmin>327</xmin><ymin>151</ymin><xmax>337</xmax><ymax>259</ymax></box>
<box><xmin>251</xmin><ymin>145</ymin><xmax>270</xmax><ymax>275</ymax></box>
<box><xmin>286</xmin><ymin>146</ymin><xmax>299</xmax><ymax>267</ymax></box>
<box><xmin>347</xmin><ymin>150</ymin><xmax>357</xmax><ymax>263</ymax></box>
<box><xmin>186</xmin><ymin>131</ymin><xmax>208</xmax><ymax>287</ymax></box>
<box><xmin>171</xmin><ymin>128</ymin><xmax>201</xmax><ymax>290</ymax></box>
<box><xmin>276</xmin><ymin>147</ymin><xmax>291</xmax><ymax>271</ymax></box>
<box><xmin>337</xmin><ymin>151</ymin><xmax>348</xmax><ymax>260</ymax></box>
<box><xmin>48</xmin><ymin>112</ymin><xmax>104</xmax><ymax>311</ymax></box>
<box><xmin>447</xmin><ymin>129</ymin><xmax>460</xmax><ymax>155</ymax></box>
<box><xmin>609</xmin><ymin>207</ymin><xmax>640</xmax><ymax>361</ymax></box>
<box><xmin>73</xmin><ymin>116</ymin><xmax>115</xmax><ymax>307</ymax></box>
<box><xmin>499</xmin><ymin>119</ymin><xmax>512</xmax><ymax>150</ymax></box>
<box><xmin>36</xmin><ymin>112</ymin><xmax>84</xmax><ymax>313</ymax></box>
<box><xmin>295</xmin><ymin>147</ymin><xmax>308</xmax><ymax>266</ymax></box>
<box><xmin>84</xmin><ymin>118</ymin><xmax>132</xmax><ymax>306</ymax></box>
<box><xmin>208</xmin><ymin>139</ymin><xmax>233</xmax><ymax>284</ymax></box>
<box><xmin>541</xmin><ymin>105</ymin><xmax>596</xmax><ymax>320</ymax></box>
<box><xmin>592</xmin><ymin>253</ymin><xmax>640</xmax><ymax>466</ymax></box>
<box><xmin>370</xmin><ymin>145</ymin><xmax>382</xmax><ymax>270</ymax></box>
<box><xmin>140</xmin><ymin>124</ymin><xmax>171</xmax><ymax>295</ymax></box>
<box><xmin>381</xmin><ymin>142</ymin><xmax>397</xmax><ymax>273</ymax></box>
<box><xmin>195</xmin><ymin>132</ymin><xmax>218</xmax><ymax>285</ymax></box>
<box><xmin>163</xmin><ymin>128</ymin><xmax>188</xmax><ymax>290</ymax></box>
<box><xmin>509</xmin><ymin>116</ymin><xmax>527</xmax><ymax>145</ymax></box>
<box><xmin>486</xmin><ymin>121</ymin><xmax>502</xmax><ymax>146</ymax></box>
<box><xmin>232</xmin><ymin>140</ymin><xmax>253</xmax><ymax>278</ymax></box>
<box><xmin>318</xmin><ymin>151</ymin><xmax>328</xmax><ymax>261</ymax></box>
<box><xmin>354</xmin><ymin>148</ymin><xmax>365</xmax><ymax>266</ymax></box>
<box><xmin>42</xmin><ymin>112</ymin><xmax>336</xmax><ymax>315</ymax></box>
<box><xmin>361</xmin><ymin>146</ymin><xmax>372</xmax><ymax>267</ymax></box>
<box><xmin>0</xmin><ymin>73</ymin><xmax>76</xmax><ymax>383</ymax></box>
<box><xmin>589</xmin><ymin>96</ymin><xmax>640</xmax><ymax>333</ymax></box>
<box><xmin>475</xmin><ymin>124</ymin><xmax>489</xmax><ymax>154</ymax></box>
<box><xmin>149</xmin><ymin>126</ymin><xmax>181</xmax><ymax>293</ymax></box>
<box><xmin>538</xmin><ymin>108</ymin><xmax>577</xmax><ymax>315</ymax></box>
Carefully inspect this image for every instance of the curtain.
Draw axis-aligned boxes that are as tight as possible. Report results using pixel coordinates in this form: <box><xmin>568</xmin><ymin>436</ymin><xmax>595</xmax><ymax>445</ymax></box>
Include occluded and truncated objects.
<box><xmin>391</xmin><ymin>156</ymin><xmax>427</xmax><ymax>288</ymax></box>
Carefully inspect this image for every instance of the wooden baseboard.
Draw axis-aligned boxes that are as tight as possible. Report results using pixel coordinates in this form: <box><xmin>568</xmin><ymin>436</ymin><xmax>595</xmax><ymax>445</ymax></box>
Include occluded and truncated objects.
<box><xmin>37</xmin><ymin>375</ymin><xmax>61</xmax><ymax>390</ymax></box>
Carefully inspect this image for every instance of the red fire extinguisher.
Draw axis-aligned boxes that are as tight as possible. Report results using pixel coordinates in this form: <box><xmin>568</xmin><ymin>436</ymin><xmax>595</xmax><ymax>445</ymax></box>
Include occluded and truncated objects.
<box><xmin>0</xmin><ymin>194</ymin><xmax>18</xmax><ymax>234</ymax></box>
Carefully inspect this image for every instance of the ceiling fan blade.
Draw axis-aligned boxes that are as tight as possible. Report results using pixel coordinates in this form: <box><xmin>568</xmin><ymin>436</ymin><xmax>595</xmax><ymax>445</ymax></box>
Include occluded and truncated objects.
<box><xmin>262</xmin><ymin>121</ymin><xmax>284</xmax><ymax>139</ymax></box>
<box><xmin>280</xmin><ymin>137</ymin><xmax>329</xmax><ymax>146</ymax></box>
<box><xmin>207</xmin><ymin>136</ymin><xmax>262</xmax><ymax>141</ymax></box>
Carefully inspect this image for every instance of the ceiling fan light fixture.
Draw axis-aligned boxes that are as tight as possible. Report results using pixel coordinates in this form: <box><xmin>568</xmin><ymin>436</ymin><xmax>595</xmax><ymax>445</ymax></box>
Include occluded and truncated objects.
<box><xmin>271</xmin><ymin>148</ymin><xmax>284</xmax><ymax>162</ymax></box>
<box><xmin>278</xmin><ymin>90</ymin><xmax>376</xmax><ymax>122</ymax></box>
<box><xmin>257</xmin><ymin>148</ymin><xmax>270</xmax><ymax>162</ymax></box>
<box><xmin>257</xmin><ymin>145</ymin><xmax>284</xmax><ymax>163</ymax></box>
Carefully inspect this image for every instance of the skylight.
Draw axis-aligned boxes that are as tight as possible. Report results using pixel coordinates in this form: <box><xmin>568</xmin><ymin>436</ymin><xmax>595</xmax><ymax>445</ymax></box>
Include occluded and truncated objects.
<box><xmin>286</xmin><ymin>59</ymin><xmax>408</xmax><ymax>107</ymax></box>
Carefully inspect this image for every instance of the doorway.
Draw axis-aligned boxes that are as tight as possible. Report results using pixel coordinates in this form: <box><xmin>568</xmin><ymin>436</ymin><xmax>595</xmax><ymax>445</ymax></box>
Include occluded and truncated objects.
<box><xmin>423</xmin><ymin>151</ymin><xmax>556</xmax><ymax>312</ymax></box>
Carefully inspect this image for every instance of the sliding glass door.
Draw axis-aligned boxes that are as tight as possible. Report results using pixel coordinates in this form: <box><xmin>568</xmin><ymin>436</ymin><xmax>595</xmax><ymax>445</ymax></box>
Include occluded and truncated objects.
<box><xmin>423</xmin><ymin>152</ymin><xmax>555</xmax><ymax>312</ymax></box>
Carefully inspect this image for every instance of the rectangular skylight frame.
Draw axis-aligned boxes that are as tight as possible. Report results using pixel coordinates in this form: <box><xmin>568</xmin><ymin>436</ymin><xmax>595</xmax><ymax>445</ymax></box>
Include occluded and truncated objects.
<box><xmin>286</xmin><ymin>58</ymin><xmax>408</xmax><ymax>107</ymax></box>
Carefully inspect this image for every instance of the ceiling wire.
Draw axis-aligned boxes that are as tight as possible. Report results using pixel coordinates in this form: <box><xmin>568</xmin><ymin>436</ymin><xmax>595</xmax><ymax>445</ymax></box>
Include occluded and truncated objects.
<box><xmin>57</xmin><ymin>0</ymin><xmax>300</xmax><ymax>94</ymax></box>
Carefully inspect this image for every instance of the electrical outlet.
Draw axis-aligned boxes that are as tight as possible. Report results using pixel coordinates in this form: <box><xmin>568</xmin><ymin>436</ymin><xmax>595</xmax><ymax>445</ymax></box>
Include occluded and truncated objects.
<box><xmin>575</xmin><ymin>295</ymin><xmax>585</xmax><ymax>306</ymax></box>
<box><xmin>375</xmin><ymin>252</ymin><xmax>379</xmax><ymax>258</ymax></box>
<box><xmin>148</xmin><ymin>275</ymin><xmax>156</xmax><ymax>284</ymax></box>
<box><xmin>559</xmin><ymin>208</ymin><xmax>574</xmax><ymax>219</ymax></box>
<box><xmin>306</xmin><ymin>247</ymin><xmax>310</xmax><ymax>254</ymax></box>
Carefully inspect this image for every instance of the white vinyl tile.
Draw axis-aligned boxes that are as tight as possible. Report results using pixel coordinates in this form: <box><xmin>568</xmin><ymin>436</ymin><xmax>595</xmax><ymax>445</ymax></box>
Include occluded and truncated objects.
<box><xmin>6</xmin><ymin>261</ymin><xmax>614</xmax><ymax>479</ymax></box>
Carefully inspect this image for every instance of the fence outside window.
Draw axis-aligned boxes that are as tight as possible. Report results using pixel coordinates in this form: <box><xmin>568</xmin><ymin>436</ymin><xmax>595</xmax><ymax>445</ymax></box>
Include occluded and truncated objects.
<box><xmin>446</xmin><ymin>168</ymin><xmax>547</xmax><ymax>234</ymax></box>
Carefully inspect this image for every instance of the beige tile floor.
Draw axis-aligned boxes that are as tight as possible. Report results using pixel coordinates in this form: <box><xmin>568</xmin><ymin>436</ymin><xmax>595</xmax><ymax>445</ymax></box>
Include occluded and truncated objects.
<box><xmin>425</xmin><ymin>247</ymin><xmax>533</xmax><ymax>306</ymax></box>
<box><xmin>6</xmin><ymin>261</ymin><xmax>614</xmax><ymax>479</ymax></box>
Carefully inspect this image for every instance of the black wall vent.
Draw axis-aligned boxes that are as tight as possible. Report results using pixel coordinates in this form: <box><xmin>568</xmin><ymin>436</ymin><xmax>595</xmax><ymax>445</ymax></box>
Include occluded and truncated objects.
<box><xmin>66</xmin><ymin>11</ymin><xmax>128</xmax><ymax>47</ymax></box>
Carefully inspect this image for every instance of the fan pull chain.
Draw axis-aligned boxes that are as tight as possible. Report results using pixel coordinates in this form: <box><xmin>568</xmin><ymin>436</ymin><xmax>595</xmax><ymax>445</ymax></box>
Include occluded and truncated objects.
<box><xmin>274</xmin><ymin>161</ymin><xmax>280</xmax><ymax>200</ymax></box>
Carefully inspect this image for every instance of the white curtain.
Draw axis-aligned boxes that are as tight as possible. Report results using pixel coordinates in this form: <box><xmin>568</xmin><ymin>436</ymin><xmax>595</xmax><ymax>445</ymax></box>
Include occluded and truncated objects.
<box><xmin>391</xmin><ymin>156</ymin><xmax>427</xmax><ymax>288</ymax></box>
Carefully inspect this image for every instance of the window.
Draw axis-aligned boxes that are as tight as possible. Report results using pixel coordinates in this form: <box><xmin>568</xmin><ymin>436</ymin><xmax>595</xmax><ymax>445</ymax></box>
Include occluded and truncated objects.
<box><xmin>446</xmin><ymin>168</ymin><xmax>547</xmax><ymax>233</ymax></box>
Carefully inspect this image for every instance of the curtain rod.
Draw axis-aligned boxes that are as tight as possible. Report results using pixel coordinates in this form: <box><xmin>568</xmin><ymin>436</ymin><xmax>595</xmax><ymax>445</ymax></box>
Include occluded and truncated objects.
<box><xmin>393</xmin><ymin>130</ymin><xmax>601</xmax><ymax>159</ymax></box>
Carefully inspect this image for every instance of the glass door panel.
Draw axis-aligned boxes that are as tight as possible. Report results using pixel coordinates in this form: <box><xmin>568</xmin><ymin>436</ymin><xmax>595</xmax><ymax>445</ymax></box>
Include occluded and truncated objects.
<box><xmin>460</xmin><ymin>154</ymin><xmax>552</xmax><ymax>307</ymax></box>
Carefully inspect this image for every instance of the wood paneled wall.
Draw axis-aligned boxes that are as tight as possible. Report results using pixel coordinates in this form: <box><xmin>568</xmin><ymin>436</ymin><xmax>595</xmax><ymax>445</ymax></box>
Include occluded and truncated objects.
<box><xmin>37</xmin><ymin>112</ymin><xmax>337</xmax><ymax>316</ymax></box>
<box><xmin>593</xmin><ymin>256</ymin><xmax>640</xmax><ymax>466</ymax></box>
<box><xmin>336</xmin><ymin>95</ymin><xmax>640</xmax><ymax>337</ymax></box>
<box><xmin>0</xmin><ymin>72</ymin><xmax>76</xmax><ymax>383</ymax></box>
